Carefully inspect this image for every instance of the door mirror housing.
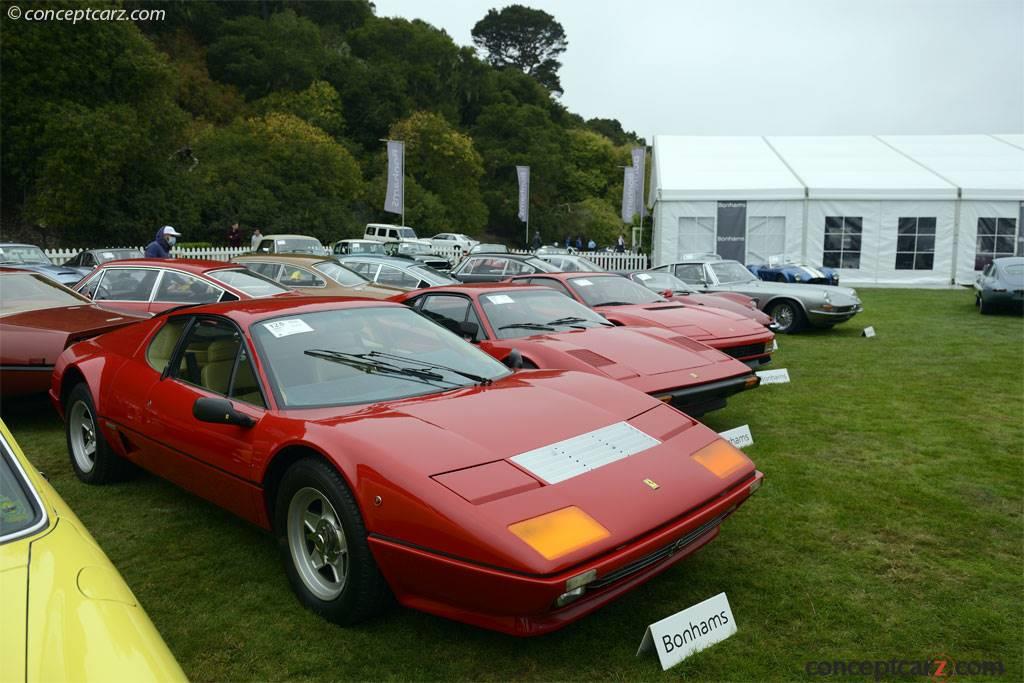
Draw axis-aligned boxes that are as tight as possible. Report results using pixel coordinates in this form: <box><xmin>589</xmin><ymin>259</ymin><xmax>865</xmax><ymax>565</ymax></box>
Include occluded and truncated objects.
<box><xmin>504</xmin><ymin>348</ymin><xmax>523</xmax><ymax>369</ymax></box>
<box><xmin>192</xmin><ymin>396</ymin><xmax>256</xmax><ymax>428</ymax></box>
<box><xmin>458</xmin><ymin>321</ymin><xmax>479</xmax><ymax>342</ymax></box>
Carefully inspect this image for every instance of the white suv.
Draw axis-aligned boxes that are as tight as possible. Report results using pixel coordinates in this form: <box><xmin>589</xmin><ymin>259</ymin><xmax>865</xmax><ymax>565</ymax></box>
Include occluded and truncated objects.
<box><xmin>364</xmin><ymin>223</ymin><xmax>425</xmax><ymax>246</ymax></box>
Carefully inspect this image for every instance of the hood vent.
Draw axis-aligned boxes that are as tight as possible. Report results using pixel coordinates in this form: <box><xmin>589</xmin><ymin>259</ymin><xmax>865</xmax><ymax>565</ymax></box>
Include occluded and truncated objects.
<box><xmin>566</xmin><ymin>349</ymin><xmax>616</xmax><ymax>367</ymax></box>
<box><xmin>511</xmin><ymin>422</ymin><xmax>661</xmax><ymax>484</ymax></box>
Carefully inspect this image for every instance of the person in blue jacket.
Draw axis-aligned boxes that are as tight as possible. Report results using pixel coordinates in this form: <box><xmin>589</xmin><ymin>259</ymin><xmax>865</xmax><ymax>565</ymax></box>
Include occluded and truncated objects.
<box><xmin>145</xmin><ymin>226</ymin><xmax>181</xmax><ymax>258</ymax></box>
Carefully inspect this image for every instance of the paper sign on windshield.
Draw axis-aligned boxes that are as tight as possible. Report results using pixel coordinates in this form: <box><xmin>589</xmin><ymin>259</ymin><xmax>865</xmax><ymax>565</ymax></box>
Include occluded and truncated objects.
<box><xmin>487</xmin><ymin>294</ymin><xmax>515</xmax><ymax>305</ymax></box>
<box><xmin>636</xmin><ymin>274</ymin><xmax>651</xmax><ymax>281</ymax></box>
<box><xmin>575</xmin><ymin>279</ymin><xmax>593</xmax><ymax>287</ymax></box>
<box><xmin>263</xmin><ymin>319</ymin><xmax>314</xmax><ymax>338</ymax></box>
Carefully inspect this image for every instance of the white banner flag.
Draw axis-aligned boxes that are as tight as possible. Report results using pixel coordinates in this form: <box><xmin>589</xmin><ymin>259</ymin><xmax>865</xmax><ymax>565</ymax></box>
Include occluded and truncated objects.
<box><xmin>621</xmin><ymin>166</ymin><xmax>636</xmax><ymax>224</ymax></box>
<box><xmin>516</xmin><ymin>165</ymin><xmax>530</xmax><ymax>223</ymax></box>
<box><xmin>632</xmin><ymin>146</ymin><xmax>647</xmax><ymax>218</ymax></box>
<box><xmin>384</xmin><ymin>140</ymin><xmax>404</xmax><ymax>215</ymax></box>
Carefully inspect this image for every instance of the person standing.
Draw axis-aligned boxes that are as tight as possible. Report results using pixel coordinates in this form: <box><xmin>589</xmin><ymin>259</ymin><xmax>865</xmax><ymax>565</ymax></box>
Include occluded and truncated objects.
<box><xmin>144</xmin><ymin>226</ymin><xmax>181</xmax><ymax>258</ymax></box>
<box><xmin>251</xmin><ymin>228</ymin><xmax>264</xmax><ymax>251</ymax></box>
<box><xmin>587</xmin><ymin>238</ymin><xmax>596</xmax><ymax>251</ymax></box>
<box><xmin>616</xmin><ymin>234</ymin><xmax>626</xmax><ymax>253</ymax></box>
<box><xmin>227</xmin><ymin>222</ymin><xmax>242</xmax><ymax>248</ymax></box>
<box><xmin>531</xmin><ymin>231</ymin><xmax>542</xmax><ymax>251</ymax></box>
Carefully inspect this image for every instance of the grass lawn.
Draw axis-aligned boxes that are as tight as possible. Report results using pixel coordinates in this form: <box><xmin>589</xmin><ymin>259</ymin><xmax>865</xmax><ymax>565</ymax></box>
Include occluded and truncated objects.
<box><xmin>3</xmin><ymin>288</ymin><xmax>1022</xmax><ymax>681</ymax></box>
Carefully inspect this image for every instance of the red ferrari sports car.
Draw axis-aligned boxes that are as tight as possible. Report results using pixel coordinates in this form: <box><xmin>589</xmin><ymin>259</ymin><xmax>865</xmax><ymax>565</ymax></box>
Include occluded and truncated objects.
<box><xmin>508</xmin><ymin>272</ymin><xmax>775</xmax><ymax>367</ymax></box>
<box><xmin>51</xmin><ymin>297</ymin><xmax>763</xmax><ymax>636</ymax></box>
<box><xmin>72</xmin><ymin>258</ymin><xmax>294</xmax><ymax>316</ymax></box>
<box><xmin>0</xmin><ymin>269</ymin><xmax>146</xmax><ymax>396</ymax></box>
<box><xmin>396</xmin><ymin>283</ymin><xmax>760</xmax><ymax>416</ymax></box>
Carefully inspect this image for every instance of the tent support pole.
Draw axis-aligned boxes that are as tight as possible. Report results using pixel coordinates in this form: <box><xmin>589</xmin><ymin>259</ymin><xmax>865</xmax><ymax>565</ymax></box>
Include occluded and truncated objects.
<box><xmin>950</xmin><ymin>191</ymin><xmax>962</xmax><ymax>285</ymax></box>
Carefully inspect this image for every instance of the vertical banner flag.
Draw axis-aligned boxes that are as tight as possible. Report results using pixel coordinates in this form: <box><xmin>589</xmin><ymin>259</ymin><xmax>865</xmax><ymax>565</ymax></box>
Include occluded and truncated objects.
<box><xmin>384</xmin><ymin>140</ymin><xmax>404</xmax><ymax>215</ymax></box>
<box><xmin>516</xmin><ymin>166</ymin><xmax>530</xmax><ymax>223</ymax></box>
<box><xmin>621</xmin><ymin>166</ymin><xmax>636</xmax><ymax>224</ymax></box>
<box><xmin>631</xmin><ymin>146</ymin><xmax>647</xmax><ymax>218</ymax></box>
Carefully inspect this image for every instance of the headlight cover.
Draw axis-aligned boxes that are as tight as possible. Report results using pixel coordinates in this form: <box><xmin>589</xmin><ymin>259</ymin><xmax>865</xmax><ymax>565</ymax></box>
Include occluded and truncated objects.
<box><xmin>508</xmin><ymin>506</ymin><xmax>610</xmax><ymax>560</ymax></box>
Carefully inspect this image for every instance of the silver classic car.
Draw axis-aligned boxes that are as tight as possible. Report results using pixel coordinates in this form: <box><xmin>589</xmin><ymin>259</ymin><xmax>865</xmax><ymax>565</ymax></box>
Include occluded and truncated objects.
<box><xmin>652</xmin><ymin>257</ymin><xmax>862</xmax><ymax>333</ymax></box>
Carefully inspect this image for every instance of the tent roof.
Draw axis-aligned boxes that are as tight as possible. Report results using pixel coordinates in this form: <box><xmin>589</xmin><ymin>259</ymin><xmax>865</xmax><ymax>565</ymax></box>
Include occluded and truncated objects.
<box><xmin>766</xmin><ymin>136</ymin><xmax>957</xmax><ymax>199</ymax></box>
<box><xmin>652</xmin><ymin>135</ymin><xmax>804</xmax><ymax>201</ymax></box>
<box><xmin>653</xmin><ymin>134</ymin><xmax>1024</xmax><ymax>202</ymax></box>
<box><xmin>877</xmin><ymin>135</ymin><xmax>1024</xmax><ymax>200</ymax></box>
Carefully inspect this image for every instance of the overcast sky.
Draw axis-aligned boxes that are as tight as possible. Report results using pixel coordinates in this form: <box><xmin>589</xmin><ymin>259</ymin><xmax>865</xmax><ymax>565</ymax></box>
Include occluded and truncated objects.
<box><xmin>373</xmin><ymin>0</ymin><xmax>1023</xmax><ymax>138</ymax></box>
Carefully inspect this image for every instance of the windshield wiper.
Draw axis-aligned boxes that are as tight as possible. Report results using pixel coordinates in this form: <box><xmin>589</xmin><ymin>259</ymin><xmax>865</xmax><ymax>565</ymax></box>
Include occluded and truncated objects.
<box><xmin>498</xmin><ymin>322</ymin><xmax>555</xmax><ymax>332</ymax></box>
<box><xmin>595</xmin><ymin>301</ymin><xmax>634</xmax><ymax>307</ymax></box>
<box><xmin>545</xmin><ymin>316</ymin><xmax>608</xmax><ymax>329</ymax></box>
<box><xmin>362</xmin><ymin>351</ymin><xmax>493</xmax><ymax>386</ymax></box>
<box><xmin>303</xmin><ymin>349</ymin><xmax>457</xmax><ymax>388</ymax></box>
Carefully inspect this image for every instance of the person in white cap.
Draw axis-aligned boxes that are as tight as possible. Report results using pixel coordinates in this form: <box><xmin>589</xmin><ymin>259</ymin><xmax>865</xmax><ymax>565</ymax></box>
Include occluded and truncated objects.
<box><xmin>145</xmin><ymin>225</ymin><xmax>181</xmax><ymax>258</ymax></box>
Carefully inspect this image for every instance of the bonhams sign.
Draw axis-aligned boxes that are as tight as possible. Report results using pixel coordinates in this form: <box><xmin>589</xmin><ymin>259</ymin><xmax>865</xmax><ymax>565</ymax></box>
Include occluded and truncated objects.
<box><xmin>516</xmin><ymin>165</ymin><xmax>530</xmax><ymax>223</ymax></box>
<box><xmin>384</xmin><ymin>140</ymin><xmax>404</xmax><ymax>215</ymax></box>
<box><xmin>636</xmin><ymin>592</ymin><xmax>738</xmax><ymax>670</ymax></box>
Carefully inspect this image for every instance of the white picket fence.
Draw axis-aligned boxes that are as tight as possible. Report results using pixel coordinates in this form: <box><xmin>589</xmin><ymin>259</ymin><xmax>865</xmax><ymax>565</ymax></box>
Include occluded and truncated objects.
<box><xmin>45</xmin><ymin>244</ymin><xmax>649</xmax><ymax>273</ymax></box>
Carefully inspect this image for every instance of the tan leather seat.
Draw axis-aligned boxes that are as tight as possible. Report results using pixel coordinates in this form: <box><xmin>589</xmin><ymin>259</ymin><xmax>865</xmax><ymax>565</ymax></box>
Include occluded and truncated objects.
<box><xmin>200</xmin><ymin>339</ymin><xmax>239</xmax><ymax>395</ymax></box>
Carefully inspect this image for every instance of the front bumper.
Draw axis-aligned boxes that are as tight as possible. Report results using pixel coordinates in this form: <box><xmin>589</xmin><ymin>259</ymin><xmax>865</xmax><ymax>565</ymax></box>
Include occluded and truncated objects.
<box><xmin>655</xmin><ymin>374</ymin><xmax>759</xmax><ymax>417</ymax></box>
<box><xmin>807</xmin><ymin>304</ymin><xmax>862</xmax><ymax>327</ymax></box>
<box><xmin>367</xmin><ymin>470</ymin><xmax>763</xmax><ymax>636</ymax></box>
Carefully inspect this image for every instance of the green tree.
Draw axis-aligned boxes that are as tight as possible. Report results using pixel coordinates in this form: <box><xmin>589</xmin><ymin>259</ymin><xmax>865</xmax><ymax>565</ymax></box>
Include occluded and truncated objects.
<box><xmin>252</xmin><ymin>81</ymin><xmax>345</xmax><ymax>138</ymax></box>
<box><xmin>471</xmin><ymin>5</ymin><xmax>568</xmax><ymax>94</ymax></box>
<box><xmin>206</xmin><ymin>10</ymin><xmax>326</xmax><ymax>100</ymax></box>
<box><xmin>192</xmin><ymin>113</ymin><xmax>363</xmax><ymax>242</ymax></box>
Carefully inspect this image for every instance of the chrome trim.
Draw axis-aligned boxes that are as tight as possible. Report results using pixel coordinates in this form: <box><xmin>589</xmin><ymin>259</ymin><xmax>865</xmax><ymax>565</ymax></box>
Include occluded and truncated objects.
<box><xmin>0</xmin><ymin>430</ymin><xmax>50</xmax><ymax>545</ymax></box>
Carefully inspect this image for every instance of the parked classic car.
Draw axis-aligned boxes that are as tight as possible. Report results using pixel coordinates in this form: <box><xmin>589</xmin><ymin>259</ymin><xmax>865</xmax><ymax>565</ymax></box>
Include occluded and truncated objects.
<box><xmin>507</xmin><ymin>272</ymin><xmax>774</xmax><ymax>367</ymax></box>
<box><xmin>429</xmin><ymin>233</ymin><xmax>479</xmax><ymax>253</ymax></box>
<box><xmin>653</xmin><ymin>257</ymin><xmax>862</xmax><ymax>333</ymax></box>
<box><xmin>451</xmin><ymin>253</ymin><xmax>559</xmax><ymax>283</ymax></box>
<box><xmin>535</xmin><ymin>254</ymin><xmax>605</xmax><ymax>273</ymax></box>
<box><xmin>388</xmin><ymin>242</ymin><xmax>452</xmax><ymax>271</ymax></box>
<box><xmin>51</xmin><ymin>297</ymin><xmax>762</xmax><ymax>635</ymax></box>
<box><xmin>254</xmin><ymin>234</ymin><xmax>325</xmax><ymax>255</ymax></box>
<box><xmin>974</xmin><ymin>256</ymin><xmax>1024</xmax><ymax>314</ymax></box>
<box><xmin>628</xmin><ymin>271</ymin><xmax>773</xmax><ymax>327</ymax></box>
<box><xmin>747</xmin><ymin>260</ymin><xmax>839</xmax><ymax>286</ymax></box>
<box><xmin>335</xmin><ymin>255</ymin><xmax>458</xmax><ymax>290</ymax></box>
<box><xmin>0</xmin><ymin>421</ymin><xmax>186</xmax><ymax>681</ymax></box>
<box><xmin>398</xmin><ymin>283</ymin><xmax>760</xmax><ymax>416</ymax></box>
<box><xmin>0</xmin><ymin>269</ymin><xmax>146</xmax><ymax>396</ymax></box>
<box><xmin>231</xmin><ymin>254</ymin><xmax>400</xmax><ymax>299</ymax></box>
<box><xmin>0</xmin><ymin>243</ymin><xmax>84</xmax><ymax>286</ymax></box>
<box><xmin>62</xmin><ymin>248</ymin><xmax>145</xmax><ymax>277</ymax></box>
<box><xmin>73</xmin><ymin>258</ymin><xmax>293</xmax><ymax>315</ymax></box>
<box><xmin>468</xmin><ymin>243</ymin><xmax>509</xmax><ymax>255</ymax></box>
<box><xmin>331</xmin><ymin>239</ymin><xmax>387</xmax><ymax>256</ymax></box>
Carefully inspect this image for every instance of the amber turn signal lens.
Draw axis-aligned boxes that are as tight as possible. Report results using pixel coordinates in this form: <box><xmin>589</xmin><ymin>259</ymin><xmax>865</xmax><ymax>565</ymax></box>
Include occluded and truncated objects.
<box><xmin>508</xmin><ymin>506</ymin><xmax>610</xmax><ymax>560</ymax></box>
<box><xmin>744</xmin><ymin>375</ymin><xmax>760</xmax><ymax>389</ymax></box>
<box><xmin>692</xmin><ymin>439</ymin><xmax>750</xmax><ymax>479</ymax></box>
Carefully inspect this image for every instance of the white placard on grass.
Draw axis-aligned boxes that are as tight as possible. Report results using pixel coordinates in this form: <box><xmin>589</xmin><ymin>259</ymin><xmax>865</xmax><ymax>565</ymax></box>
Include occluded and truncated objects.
<box><xmin>755</xmin><ymin>368</ymin><xmax>790</xmax><ymax>385</ymax></box>
<box><xmin>862</xmin><ymin>326</ymin><xmax>876</xmax><ymax>337</ymax></box>
<box><xmin>636</xmin><ymin>592</ymin><xmax>738</xmax><ymax>670</ymax></box>
<box><xmin>718</xmin><ymin>424</ymin><xmax>753</xmax><ymax>449</ymax></box>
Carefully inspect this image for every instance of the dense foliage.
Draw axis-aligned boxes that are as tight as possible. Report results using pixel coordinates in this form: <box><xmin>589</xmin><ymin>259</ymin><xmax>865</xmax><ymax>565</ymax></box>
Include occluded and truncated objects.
<box><xmin>0</xmin><ymin>0</ymin><xmax>644</xmax><ymax>248</ymax></box>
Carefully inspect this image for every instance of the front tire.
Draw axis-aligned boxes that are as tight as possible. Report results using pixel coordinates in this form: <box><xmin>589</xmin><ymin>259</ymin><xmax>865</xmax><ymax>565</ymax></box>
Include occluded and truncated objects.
<box><xmin>978</xmin><ymin>294</ymin><xmax>992</xmax><ymax>315</ymax></box>
<box><xmin>769</xmin><ymin>299</ymin><xmax>806</xmax><ymax>333</ymax></box>
<box><xmin>275</xmin><ymin>458</ymin><xmax>389</xmax><ymax>625</ymax></box>
<box><xmin>65</xmin><ymin>383</ymin><xmax>126</xmax><ymax>484</ymax></box>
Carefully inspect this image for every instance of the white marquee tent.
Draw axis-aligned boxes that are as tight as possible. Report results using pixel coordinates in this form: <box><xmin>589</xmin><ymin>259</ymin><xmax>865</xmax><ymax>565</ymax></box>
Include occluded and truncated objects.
<box><xmin>649</xmin><ymin>134</ymin><xmax>1024</xmax><ymax>285</ymax></box>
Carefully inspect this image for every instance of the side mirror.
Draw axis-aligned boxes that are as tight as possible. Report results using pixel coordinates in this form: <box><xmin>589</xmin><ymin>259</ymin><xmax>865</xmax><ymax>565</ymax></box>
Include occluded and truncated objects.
<box><xmin>192</xmin><ymin>397</ymin><xmax>256</xmax><ymax>428</ymax></box>
<box><xmin>661</xmin><ymin>289</ymin><xmax>674</xmax><ymax>298</ymax></box>
<box><xmin>458</xmin><ymin>321</ymin><xmax>479</xmax><ymax>342</ymax></box>
<box><xmin>504</xmin><ymin>348</ymin><xmax>523</xmax><ymax>369</ymax></box>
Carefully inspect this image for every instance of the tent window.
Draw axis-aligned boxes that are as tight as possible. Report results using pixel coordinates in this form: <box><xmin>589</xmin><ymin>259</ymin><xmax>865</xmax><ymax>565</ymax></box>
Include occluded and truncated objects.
<box><xmin>679</xmin><ymin>217</ymin><xmax>715</xmax><ymax>255</ymax></box>
<box><xmin>747</xmin><ymin>216</ymin><xmax>786</xmax><ymax>264</ymax></box>
<box><xmin>974</xmin><ymin>217</ymin><xmax>1017</xmax><ymax>271</ymax></box>
<box><xmin>895</xmin><ymin>217</ymin><xmax>936</xmax><ymax>270</ymax></box>
<box><xmin>822</xmin><ymin>216</ymin><xmax>862</xmax><ymax>269</ymax></box>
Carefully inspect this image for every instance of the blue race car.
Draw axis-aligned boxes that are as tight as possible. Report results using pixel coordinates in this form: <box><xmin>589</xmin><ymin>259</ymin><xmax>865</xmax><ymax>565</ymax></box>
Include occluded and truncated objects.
<box><xmin>747</xmin><ymin>261</ymin><xmax>839</xmax><ymax>286</ymax></box>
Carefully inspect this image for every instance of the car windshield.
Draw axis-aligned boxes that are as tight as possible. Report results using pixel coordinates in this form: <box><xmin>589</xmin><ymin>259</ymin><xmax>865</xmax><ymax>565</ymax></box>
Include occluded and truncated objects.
<box><xmin>208</xmin><ymin>268</ymin><xmax>290</xmax><ymax>297</ymax></box>
<box><xmin>1002</xmin><ymin>263</ymin><xmax>1024</xmax><ymax>285</ymax></box>
<box><xmin>563</xmin><ymin>256</ymin><xmax>602</xmax><ymax>272</ymax></box>
<box><xmin>0</xmin><ymin>245</ymin><xmax>51</xmax><ymax>265</ymax></box>
<box><xmin>252</xmin><ymin>307</ymin><xmax>510</xmax><ymax>408</ymax></box>
<box><xmin>398</xmin><ymin>228</ymin><xmax>417</xmax><ymax>239</ymax></box>
<box><xmin>710</xmin><ymin>261</ymin><xmax>757</xmax><ymax>284</ymax></box>
<box><xmin>0</xmin><ymin>445</ymin><xmax>44</xmax><ymax>541</ymax></box>
<box><xmin>95</xmin><ymin>249</ymin><xmax>143</xmax><ymax>263</ymax></box>
<box><xmin>398</xmin><ymin>243</ymin><xmax>432</xmax><ymax>255</ymax></box>
<box><xmin>276</xmin><ymin>238</ymin><xmax>322</xmax><ymax>254</ymax></box>
<box><xmin>568</xmin><ymin>275</ymin><xmax>664</xmax><ymax>307</ymax></box>
<box><xmin>525</xmin><ymin>258</ymin><xmax>560</xmax><ymax>272</ymax></box>
<box><xmin>634</xmin><ymin>271</ymin><xmax>695</xmax><ymax>293</ymax></box>
<box><xmin>0</xmin><ymin>273</ymin><xmax>90</xmax><ymax>315</ymax></box>
<box><xmin>472</xmin><ymin>244</ymin><xmax>508</xmax><ymax>254</ymax></box>
<box><xmin>313</xmin><ymin>261</ymin><xmax>367</xmax><ymax>287</ymax></box>
<box><xmin>408</xmin><ymin>265</ymin><xmax>458</xmax><ymax>284</ymax></box>
<box><xmin>480</xmin><ymin>289</ymin><xmax>611</xmax><ymax>340</ymax></box>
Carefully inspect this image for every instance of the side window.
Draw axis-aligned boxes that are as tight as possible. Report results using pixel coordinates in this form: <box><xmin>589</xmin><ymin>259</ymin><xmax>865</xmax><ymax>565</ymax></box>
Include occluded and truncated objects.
<box><xmin>387</xmin><ymin>229</ymin><xmax>398</xmax><ymax>240</ymax></box>
<box><xmin>154</xmin><ymin>271</ymin><xmax>222</xmax><ymax>303</ymax></box>
<box><xmin>376</xmin><ymin>265</ymin><xmax>420</xmax><ymax>289</ymax></box>
<box><xmin>673</xmin><ymin>264</ymin><xmax>705</xmax><ymax>284</ymax></box>
<box><xmin>77</xmin><ymin>272</ymin><xmax>105</xmax><ymax>299</ymax></box>
<box><xmin>244</xmin><ymin>262</ymin><xmax>281</xmax><ymax>280</ymax></box>
<box><xmin>529</xmin><ymin>277</ymin><xmax>572</xmax><ymax>297</ymax></box>
<box><xmin>257</xmin><ymin>240</ymin><xmax>273</xmax><ymax>253</ymax></box>
<box><xmin>83</xmin><ymin>253</ymin><xmax>96</xmax><ymax>267</ymax></box>
<box><xmin>278</xmin><ymin>265</ymin><xmax>325</xmax><ymax>287</ymax></box>
<box><xmin>366</xmin><ymin>227</ymin><xmax>376</xmax><ymax>237</ymax></box>
<box><xmin>503</xmin><ymin>259</ymin><xmax>532</xmax><ymax>275</ymax></box>
<box><xmin>172</xmin><ymin>318</ymin><xmax>265</xmax><ymax>407</ymax></box>
<box><xmin>346</xmin><ymin>261</ymin><xmax>377</xmax><ymax>279</ymax></box>
<box><xmin>94</xmin><ymin>268</ymin><xmax>158</xmax><ymax>301</ymax></box>
<box><xmin>146</xmin><ymin>317</ymin><xmax>190</xmax><ymax>372</ymax></box>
